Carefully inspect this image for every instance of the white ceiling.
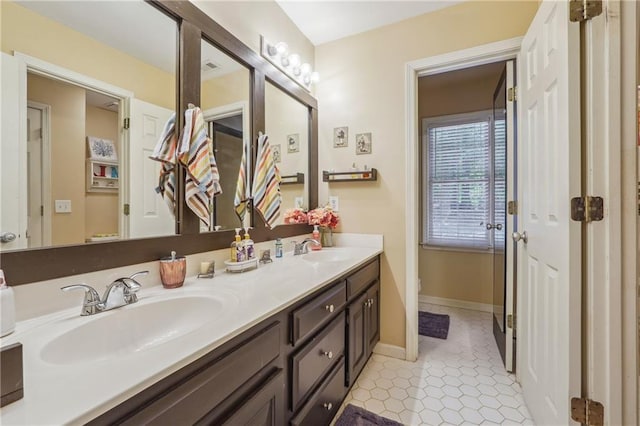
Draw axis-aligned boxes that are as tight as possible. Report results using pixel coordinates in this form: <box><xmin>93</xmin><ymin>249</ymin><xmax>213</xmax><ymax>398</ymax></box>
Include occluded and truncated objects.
<box><xmin>275</xmin><ymin>1</ymin><xmax>464</xmax><ymax>46</ymax></box>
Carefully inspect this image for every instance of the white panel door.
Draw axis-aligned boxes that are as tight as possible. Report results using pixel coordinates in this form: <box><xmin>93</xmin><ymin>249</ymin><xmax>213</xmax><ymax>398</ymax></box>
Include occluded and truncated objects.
<box><xmin>128</xmin><ymin>99</ymin><xmax>175</xmax><ymax>239</ymax></box>
<box><xmin>517</xmin><ymin>1</ymin><xmax>581</xmax><ymax>424</ymax></box>
<box><xmin>0</xmin><ymin>53</ymin><xmax>27</xmax><ymax>250</ymax></box>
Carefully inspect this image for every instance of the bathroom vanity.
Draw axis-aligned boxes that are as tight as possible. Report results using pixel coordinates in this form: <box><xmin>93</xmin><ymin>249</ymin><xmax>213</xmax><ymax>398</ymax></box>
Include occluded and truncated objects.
<box><xmin>0</xmin><ymin>241</ymin><xmax>382</xmax><ymax>425</ymax></box>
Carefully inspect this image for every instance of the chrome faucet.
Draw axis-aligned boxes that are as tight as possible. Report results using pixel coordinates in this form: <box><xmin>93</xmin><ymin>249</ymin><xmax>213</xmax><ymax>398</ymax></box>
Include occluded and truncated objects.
<box><xmin>62</xmin><ymin>271</ymin><xmax>148</xmax><ymax>316</ymax></box>
<box><xmin>292</xmin><ymin>238</ymin><xmax>320</xmax><ymax>255</ymax></box>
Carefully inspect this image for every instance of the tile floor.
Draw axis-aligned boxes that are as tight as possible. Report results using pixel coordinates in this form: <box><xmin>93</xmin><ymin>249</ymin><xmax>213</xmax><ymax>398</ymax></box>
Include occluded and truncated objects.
<box><xmin>335</xmin><ymin>304</ymin><xmax>534</xmax><ymax>425</ymax></box>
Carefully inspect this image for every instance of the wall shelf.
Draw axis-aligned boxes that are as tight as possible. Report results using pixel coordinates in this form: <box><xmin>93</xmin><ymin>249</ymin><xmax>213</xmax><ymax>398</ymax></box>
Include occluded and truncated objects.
<box><xmin>322</xmin><ymin>168</ymin><xmax>377</xmax><ymax>182</ymax></box>
<box><xmin>87</xmin><ymin>159</ymin><xmax>119</xmax><ymax>193</ymax></box>
<box><xmin>281</xmin><ymin>172</ymin><xmax>305</xmax><ymax>185</ymax></box>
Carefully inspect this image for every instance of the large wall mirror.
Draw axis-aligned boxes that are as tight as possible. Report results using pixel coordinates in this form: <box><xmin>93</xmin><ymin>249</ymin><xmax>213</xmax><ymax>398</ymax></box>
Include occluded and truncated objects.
<box><xmin>199</xmin><ymin>38</ymin><xmax>251</xmax><ymax>232</ymax></box>
<box><xmin>0</xmin><ymin>0</ymin><xmax>177</xmax><ymax>251</ymax></box>
<box><xmin>265</xmin><ymin>81</ymin><xmax>309</xmax><ymax>226</ymax></box>
<box><xmin>1</xmin><ymin>0</ymin><xmax>318</xmax><ymax>285</ymax></box>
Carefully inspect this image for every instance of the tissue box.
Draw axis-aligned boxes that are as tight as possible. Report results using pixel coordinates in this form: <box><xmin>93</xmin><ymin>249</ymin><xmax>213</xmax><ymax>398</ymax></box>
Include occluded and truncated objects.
<box><xmin>1</xmin><ymin>342</ymin><xmax>23</xmax><ymax>407</ymax></box>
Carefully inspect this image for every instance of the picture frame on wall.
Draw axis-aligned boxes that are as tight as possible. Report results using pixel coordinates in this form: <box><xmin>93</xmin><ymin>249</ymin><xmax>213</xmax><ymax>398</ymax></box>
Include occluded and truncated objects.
<box><xmin>333</xmin><ymin>126</ymin><xmax>348</xmax><ymax>148</ymax></box>
<box><xmin>287</xmin><ymin>134</ymin><xmax>299</xmax><ymax>153</ymax></box>
<box><xmin>355</xmin><ymin>133</ymin><xmax>372</xmax><ymax>155</ymax></box>
<box><xmin>87</xmin><ymin>136</ymin><xmax>117</xmax><ymax>161</ymax></box>
<box><xmin>272</xmin><ymin>144</ymin><xmax>282</xmax><ymax>163</ymax></box>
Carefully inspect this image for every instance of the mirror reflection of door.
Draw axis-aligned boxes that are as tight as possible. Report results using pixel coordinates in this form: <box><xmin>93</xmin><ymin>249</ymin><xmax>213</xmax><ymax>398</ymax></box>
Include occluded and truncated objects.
<box><xmin>491</xmin><ymin>60</ymin><xmax>517</xmax><ymax>372</ymax></box>
<box><xmin>207</xmin><ymin>115</ymin><xmax>245</xmax><ymax>231</ymax></box>
<box><xmin>26</xmin><ymin>104</ymin><xmax>47</xmax><ymax>247</ymax></box>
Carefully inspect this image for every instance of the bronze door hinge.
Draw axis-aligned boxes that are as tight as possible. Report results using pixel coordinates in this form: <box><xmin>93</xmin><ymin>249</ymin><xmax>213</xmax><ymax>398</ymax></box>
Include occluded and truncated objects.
<box><xmin>570</xmin><ymin>196</ymin><xmax>603</xmax><ymax>222</ymax></box>
<box><xmin>569</xmin><ymin>0</ymin><xmax>603</xmax><ymax>22</ymax></box>
<box><xmin>571</xmin><ymin>397</ymin><xmax>604</xmax><ymax>425</ymax></box>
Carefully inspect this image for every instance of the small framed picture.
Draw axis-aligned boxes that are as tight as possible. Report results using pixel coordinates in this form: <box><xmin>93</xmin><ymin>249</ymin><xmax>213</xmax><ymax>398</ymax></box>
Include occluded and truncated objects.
<box><xmin>87</xmin><ymin>136</ymin><xmax>117</xmax><ymax>161</ymax></box>
<box><xmin>272</xmin><ymin>144</ymin><xmax>282</xmax><ymax>163</ymax></box>
<box><xmin>355</xmin><ymin>133</ymin><xmax>372</xmax><ymax>155</ymax></box>
<box><xmin>333</xmin><ymin>126</ymin><xmax>348</xmax><ymax>148</ymax></box>
<box><xmin>287</xmin><ymin>133</ymin><xmax>299</xmax><ymax>153</ymax></box>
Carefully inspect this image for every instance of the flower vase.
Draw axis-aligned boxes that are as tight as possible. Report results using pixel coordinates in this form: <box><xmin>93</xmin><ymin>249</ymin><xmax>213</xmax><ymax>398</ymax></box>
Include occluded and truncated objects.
<box><xmin>320</xmin><ymin>227</ymin><xmax>334</xmax><ymax>247</ymax></box>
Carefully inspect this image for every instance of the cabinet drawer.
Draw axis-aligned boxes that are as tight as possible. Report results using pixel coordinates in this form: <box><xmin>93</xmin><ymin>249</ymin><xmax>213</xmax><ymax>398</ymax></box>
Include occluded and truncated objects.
<box><xmin>347</xmin><ymin>258</ymin><xmax>379</xmax><ymax>298</ymax></box>
<box><xmin>291</xmin><ymin>314</ymin><xmax>345</xmax><ymax>411</ymax></box>
<box><xmin>119</xmin><ymin>322</ymin><xmax>281</xmax><ymax>425</ymax></box>
<box><xmin>290</xmin><ymin>359</ymin><xmax>345</xmax><ymax>426</ymax></box>
<box><xmin>291</xmin><ymin>281</ymin><xmax>346</xmax><ymax>345</ymax></box>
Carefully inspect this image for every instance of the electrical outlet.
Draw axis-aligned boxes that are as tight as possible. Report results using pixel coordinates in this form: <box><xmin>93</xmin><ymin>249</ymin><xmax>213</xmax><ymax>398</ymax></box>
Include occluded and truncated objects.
<box><xmin>55</xmin><ymin>200</ymin><xmax>72</xmax><ymax>213</ymax></box>
<box><xmin>294</xmin><ymin>197</ymin><xmax>304</xmax><ymax>209</ymax></box>
<box><xmin>329</xmin><ymin>196</ymin><xmax>339</xmax><ymax>212</ymax></box>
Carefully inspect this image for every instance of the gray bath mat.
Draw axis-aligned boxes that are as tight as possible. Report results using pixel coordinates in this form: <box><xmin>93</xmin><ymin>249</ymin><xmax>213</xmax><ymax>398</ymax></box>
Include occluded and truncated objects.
<box><xmin>418</xmin><ymin>311</ymin><xmax>450</xmax><ymax>339</ymax></box>
<box><xmin>334</xmin><ymin>404</ymin><xmax>403</xmax><ymax>426</ymax></box>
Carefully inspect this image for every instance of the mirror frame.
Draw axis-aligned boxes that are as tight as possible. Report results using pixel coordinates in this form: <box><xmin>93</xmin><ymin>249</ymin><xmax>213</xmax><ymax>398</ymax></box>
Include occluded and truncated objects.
<box><xmin>2</xmin><ymin>0</ymin><xmax>318</xmax><ymax>285</ymax></box>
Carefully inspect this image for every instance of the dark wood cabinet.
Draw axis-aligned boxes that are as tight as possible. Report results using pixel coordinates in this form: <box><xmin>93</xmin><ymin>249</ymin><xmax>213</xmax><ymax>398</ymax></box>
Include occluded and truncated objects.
<box><xmin>89</xmin><ymin>255</ymin><xmax>381</xmax><ymax>426</ymax></box>
<box><xmin>347</xmin><ymin>291</ymin><xmax>368</xmax><ymax>386</ymax></box>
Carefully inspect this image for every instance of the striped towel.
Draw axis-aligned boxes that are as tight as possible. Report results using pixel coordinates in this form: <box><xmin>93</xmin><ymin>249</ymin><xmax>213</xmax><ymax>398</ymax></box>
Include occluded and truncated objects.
<box><xmin>251</xmin><ymin>133</ymin><xmax>281</xmax><ymax>228</ymax></box>
<box><xmin>234</xmin><ymin>139</ymin><xmax>250</xmax><ymax>222</ymax></box>
<box><xmin>149</xmin><ymin>112</ymin><xmax>177</xmax><ymax>215</ymax></box>
<box><xmin>178</xmin><ymin>106</ymin><xmax>222</xmax><ymax>227</ymax></box>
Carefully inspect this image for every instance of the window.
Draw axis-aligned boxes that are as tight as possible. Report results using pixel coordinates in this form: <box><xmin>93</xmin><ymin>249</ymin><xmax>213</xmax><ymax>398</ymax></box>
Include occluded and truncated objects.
<box><xmin>422</xmin><ymin>111</ymin><xmax>500</xmax><ymax>250</ymax></box>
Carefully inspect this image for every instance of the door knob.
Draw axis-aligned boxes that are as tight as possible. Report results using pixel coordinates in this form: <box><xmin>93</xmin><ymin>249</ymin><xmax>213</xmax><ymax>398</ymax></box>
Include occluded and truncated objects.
<box><xmin>486</xmin><ymin>224</ymin><xmax>503</xmax><ymax>231</ymax></box>
<box><xmin>512</xmin><ymin>231</ymin><xmax>528</xmax><ymax>243</ymax></box>
<box><xmin>0</xmin><ymin>232</ymin><xmax>16</xmax><ymax>243</ymax></box>
<box><xmin>495</xmin><ymin>224</ymin><xmax>503</xmax><ymax>231</ymax></box>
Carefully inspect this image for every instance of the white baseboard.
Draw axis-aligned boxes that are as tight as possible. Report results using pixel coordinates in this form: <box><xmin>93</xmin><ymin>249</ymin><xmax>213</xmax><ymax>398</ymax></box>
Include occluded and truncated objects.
<box><xmin>418</xmin><ymin>295</ymin><xmax>493</xmax><ymax>313</ymax></box>
<box><xmin>372</xmin><ymin>342</ymin><xmax>406</xmax><ymax>360</ymax></box>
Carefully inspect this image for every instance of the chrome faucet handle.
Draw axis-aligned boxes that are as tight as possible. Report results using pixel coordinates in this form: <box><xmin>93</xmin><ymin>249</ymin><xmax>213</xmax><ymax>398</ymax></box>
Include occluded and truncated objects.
<box><xmin>128</xmin><ymin>271</ymin><xmax>149</xmax><ymax>281</ymax></box>
<box><xmin>61</xmin><ymin>284</ymin><xmax>102</xmax><ymax>316</ymax></box>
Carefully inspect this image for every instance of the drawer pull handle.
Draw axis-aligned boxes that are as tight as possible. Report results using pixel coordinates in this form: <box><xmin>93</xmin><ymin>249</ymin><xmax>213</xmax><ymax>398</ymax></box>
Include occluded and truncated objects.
<box><xmin>325</xmin><ymin>304</ymin><xmax>335</xmax><ymax>313</ymax></box>
<box><xmin>322</xmin><ymin>350</ymin><xmax>334</xmax><ymax>359</ymax></box>
<box><xmin>323</xmin><ymin>402</ymin><xmax>333</xmax><ymax>411</ymax></box>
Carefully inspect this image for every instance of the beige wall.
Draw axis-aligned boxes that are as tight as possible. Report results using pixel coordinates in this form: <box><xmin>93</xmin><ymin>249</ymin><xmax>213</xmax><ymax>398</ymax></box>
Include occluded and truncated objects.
<box><xmin>85</xmin><ymin>106</ymin><xmax>119</xmax><ymax>239</ymax></box>
<box><xmin>1</xmin><ymin>1</ymin><xmax>175</xmax><ymax>109</ymax></box>
<box><xmin>201</xmin><ymin>69</ymin><xmax>250</xmax><ymax>111</ymax></box>
<box><xmin>28</xmin><ymin>74</ymin><xmax>86</xmax><ymax>246</ymax></box>
<box><xmin>315</xmin><ymin>1</ymin><xmax>538</xmax><ymax>348</ymax></box>
<box><xmin>417</xmin><ymin>63</ymin><xmax>504</xmax><ymax>304</ymax></box>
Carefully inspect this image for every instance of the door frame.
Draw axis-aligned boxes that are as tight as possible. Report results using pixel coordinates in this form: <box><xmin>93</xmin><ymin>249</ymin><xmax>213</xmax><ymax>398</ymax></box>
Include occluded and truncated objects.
<box><xmin>404</xmin><ymin>37</ymin><xmax>522</xmax><ymax>362</ymax></box>
<box><xmin>12</xmin><ymin>52</ymin><xmax>133</xmax><ymax>240</ymax></box>
<box><xmin>26</xmin><ymin>100</ymin><xmax>52</xmax><ymax>247</ymax></box>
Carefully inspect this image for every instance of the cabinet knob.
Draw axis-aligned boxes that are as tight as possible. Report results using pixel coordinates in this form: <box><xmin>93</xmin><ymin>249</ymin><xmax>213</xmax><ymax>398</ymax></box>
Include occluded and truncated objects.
<box><xmin>322</xmin><ymin>350</ymin><xmax>333</xmax><ymax>359</ymax></box>
<box><xmin>325</xmin><ymin>304</ymin><xmax>334</xmax><ymax>313</ymax></box>
<box><xmin>323</xmin><ymin>402</ymin><xmax>333</xmax><ymax>411</ymax></box>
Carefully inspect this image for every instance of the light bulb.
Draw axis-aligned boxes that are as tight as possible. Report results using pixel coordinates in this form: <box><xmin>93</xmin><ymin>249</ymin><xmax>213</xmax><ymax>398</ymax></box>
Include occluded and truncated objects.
<box><xmin>281</xmin><ymin>56</ymin><xmax>290</xmax><ymax>67</ymax></box>
<box><xmin>292</xmin><ymin>66</ymin><xmax>301</xmax><ymax>77</ymax></box>
<box><xmin>303</xmin><ymin>75</ymin><xmax>311</xmax><ymax>85</ymax></box>
<box><xmin>267</xmin><ymin>44</ymin><xmax>277</xmax><ymax>57</ymax></box>
<box><xmin>275</xmin><ymin>42</ymin><xmax>288</xmax><ymax>56</ymax></box>
<box><xmin>288</xmin><ymin>54</ymin><xmax>300</xmax><ymax>68</ymax></box>
<box><xmin>310</xmin><ymin>72</ymin><xmax>320</xmax><ymax>83</ymax></box>
<box><xmin>300</xmin><ymin>63</ymin><xmax>312</xmax><ymax>76</ymax></box>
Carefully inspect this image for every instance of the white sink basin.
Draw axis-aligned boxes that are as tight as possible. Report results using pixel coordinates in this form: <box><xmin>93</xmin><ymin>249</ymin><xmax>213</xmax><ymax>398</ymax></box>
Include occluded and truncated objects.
<box><xmin>40</xmin><ymin>295</ymin><xmax>229</xmax><ymax>365</ymax></box>
<box><xmin>302</xmin><ymin>249</ymin><xmax>353</xmax><ymax>263</ymax></box>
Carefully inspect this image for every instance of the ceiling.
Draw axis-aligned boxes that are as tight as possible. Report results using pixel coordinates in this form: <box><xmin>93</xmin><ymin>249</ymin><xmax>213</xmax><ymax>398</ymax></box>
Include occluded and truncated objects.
<box><xmin>275</xmin><ymin>1</ymin><xmax>464</xmax><ymax>46</ymax></box>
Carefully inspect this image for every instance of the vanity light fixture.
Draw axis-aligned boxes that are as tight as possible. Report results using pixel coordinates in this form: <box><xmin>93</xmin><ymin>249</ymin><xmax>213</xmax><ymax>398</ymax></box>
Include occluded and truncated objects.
<box><xmin>261</xmin><ymin>36</ymin><xmax>319</xmax><ymax>91</ymax></box>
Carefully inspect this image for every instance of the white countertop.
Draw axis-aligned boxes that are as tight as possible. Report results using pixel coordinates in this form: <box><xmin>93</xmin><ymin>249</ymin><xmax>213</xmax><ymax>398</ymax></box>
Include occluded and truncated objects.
<box><xmin>0</xmin><ymin>237</ymin><xmax>382</xmax><ymax>425</ymax></box>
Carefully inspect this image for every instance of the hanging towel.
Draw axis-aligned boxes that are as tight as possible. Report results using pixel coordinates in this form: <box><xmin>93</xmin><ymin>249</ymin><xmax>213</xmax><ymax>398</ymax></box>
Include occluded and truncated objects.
<box><xmin>234</xmin><ymin>139</ymin><xmax>250</xmax><ymax>222</ymax></box>
<box><xmin>149</xmin><ymin>112</ymin><xmax>177</xmax><ymax>215</ymax></box>
<box><xmin>178</xmin><ymin>106</ymin><xmax>222</xmax><ymax>228</ymax></box>
<box><xmin>251</xmin><ymin>133</ymin><xmax>281</xmax><ymax>228</ymax></box>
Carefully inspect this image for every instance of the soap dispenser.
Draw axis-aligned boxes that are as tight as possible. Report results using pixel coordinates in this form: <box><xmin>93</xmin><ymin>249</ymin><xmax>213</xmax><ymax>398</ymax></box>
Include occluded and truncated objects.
<box><xmin>0</xmin><ymin>270</ymin><xmax>15</xmax><ymax>337</ymax></box>
<box><xmin>243</xmin><ymin>227</ymin><xmax>255</xmax><ymax>260</ymax></box>
<box><xmin>231</xmin><ymin>228</ymin><xmax>246</xmax><ymax>262</ymax></box>
<box><xmin>312</xmin><ymin>225</ymin><xmax>322</xmax><ymax>251</ymax></box>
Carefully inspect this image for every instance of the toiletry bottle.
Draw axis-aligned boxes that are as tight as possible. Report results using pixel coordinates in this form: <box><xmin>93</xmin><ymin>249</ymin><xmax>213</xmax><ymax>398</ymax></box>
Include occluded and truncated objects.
<box><xmin>0</xmin><ymin>270</ymin><xmax>15</xmax><ymax>337</ymax></box>
<box><xmin>275</xmin><ymin>238</ymin><xmax>283</xmax><ymax>258</ymax></box>
<box><xmin>244</xmin><ymin>227</ymin><xmax>255</xmax><ymax>260</ymax></box>
<box><xmin>312</xmin><ymin>225</ymin><xmax>322</xmax><ymax>251</ymax></box>
<box><xmin>231</xmin><ymin>228</ymin><xmax>242</xmax><ymax>262</ymax></box>
<box><xmin>351</xmin><ymin>162</ymin><xmax>358</xmax><ymax>179</ymax></box>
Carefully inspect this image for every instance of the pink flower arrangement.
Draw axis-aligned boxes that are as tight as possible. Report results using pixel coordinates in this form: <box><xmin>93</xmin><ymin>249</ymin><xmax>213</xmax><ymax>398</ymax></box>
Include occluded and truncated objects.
<box><xmin>284</xmin><ymin>208</ymin><xmax>308</xmax><ymax>224</ymax></box>
<box><xmin>307</xmin><ymin>206</ymin><xmax>340</xmax><ymax>229</ymax></box>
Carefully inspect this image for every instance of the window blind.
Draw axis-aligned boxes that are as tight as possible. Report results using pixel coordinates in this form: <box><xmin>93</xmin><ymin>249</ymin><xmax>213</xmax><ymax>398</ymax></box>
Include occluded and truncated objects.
<box><xmin>423</xmin><ymin>113</ymin><xmax>495</xmax><ymax>249</ymax></box>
